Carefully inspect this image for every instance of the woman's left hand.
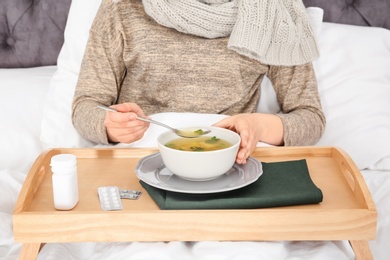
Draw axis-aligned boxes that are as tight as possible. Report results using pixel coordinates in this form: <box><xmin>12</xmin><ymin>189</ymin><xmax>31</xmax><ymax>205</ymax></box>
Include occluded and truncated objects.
<box><xmin>213</xmin><ymin>113</ymin><xmax>284</xmax><ymax>164</ymax></box>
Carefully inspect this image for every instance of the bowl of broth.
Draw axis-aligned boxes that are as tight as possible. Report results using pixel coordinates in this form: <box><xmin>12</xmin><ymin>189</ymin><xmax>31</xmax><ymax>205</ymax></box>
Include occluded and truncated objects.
<box><xmin>157</xmin><ymin>126</ymin><xmax>240</xmax><ymax>181</ymax></box>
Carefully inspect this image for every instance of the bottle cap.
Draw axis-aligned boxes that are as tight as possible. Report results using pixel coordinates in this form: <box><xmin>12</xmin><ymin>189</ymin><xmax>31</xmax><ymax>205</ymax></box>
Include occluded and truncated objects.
<box><xmin>50</xmin><ymin>154</ymin><xmax>77</xmax><ymax>168</ymax></box>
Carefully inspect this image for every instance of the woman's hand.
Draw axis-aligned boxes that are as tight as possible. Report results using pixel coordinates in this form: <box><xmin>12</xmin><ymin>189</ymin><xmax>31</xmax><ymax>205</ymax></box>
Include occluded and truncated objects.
<box><xmin>104</xmin><ymin>102</ymin><xmax>150</xmax><ymax>143</ymax></box>
<box><xmin>213</xmin><ymin>113</ymin><xmax>284</xmax><ymax>164</ymax></box>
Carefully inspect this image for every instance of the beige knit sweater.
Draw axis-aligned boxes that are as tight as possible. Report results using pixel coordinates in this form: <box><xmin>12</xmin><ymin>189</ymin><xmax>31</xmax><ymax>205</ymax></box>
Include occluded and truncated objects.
<box><xmin>72</xmin><ymin>0</ymin><xmax>325</xmax><ymax>146</ymax></box>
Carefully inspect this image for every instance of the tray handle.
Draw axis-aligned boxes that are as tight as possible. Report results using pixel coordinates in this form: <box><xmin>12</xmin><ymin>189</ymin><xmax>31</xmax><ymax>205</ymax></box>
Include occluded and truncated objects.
<box><xmin>332</xmin><ymin>147</ymin><xmax>376</xmax><ymax>211</ymax></box>
<box><xmin>13</xmin><ymin>149</ymin><xmax>59</xmax><ymax>213</ymax></box>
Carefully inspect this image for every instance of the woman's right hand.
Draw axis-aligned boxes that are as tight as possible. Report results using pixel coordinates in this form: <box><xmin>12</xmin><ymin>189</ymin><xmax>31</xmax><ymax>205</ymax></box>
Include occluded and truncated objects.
<box><xmin>104</xmin><ymin>102</ymin><xmax>150</xmax><ymax>143</ymax></box>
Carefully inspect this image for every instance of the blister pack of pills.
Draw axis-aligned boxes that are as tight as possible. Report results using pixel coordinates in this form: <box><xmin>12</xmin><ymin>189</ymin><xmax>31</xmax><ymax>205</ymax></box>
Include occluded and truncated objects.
<box><xmin>98</xmin><ymin>186</ymin><xmax>123</xmax><ymax>211</ymax></box>
<box><xmin>119</xmin><ymin>189</ymin><xmax>142</xmax><ymax>200</ymax></box>
<box><xmin>97</xmin><ymin>186</ymin><xmax>142</xmax><ymax>211</ymax></box>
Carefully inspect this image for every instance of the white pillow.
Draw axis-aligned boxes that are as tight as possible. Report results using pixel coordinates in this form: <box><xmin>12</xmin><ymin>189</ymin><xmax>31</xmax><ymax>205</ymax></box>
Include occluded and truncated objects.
<box><xmin>40</xmin><ymin>0</ymin><xmax>102</xmax><ymax>148</ymax></box>
<box><xmin>260</xmin><ymin>23</ymin><xmax>390</xmax><ymax>170</ymax></box>
<box><xmin>0</xmin><ymin>66</ymin><xmax>56</xmax><ymax>172</ymax></box>
<box><xmin>313</xmin><ymin>23</ymin><xmax>390</xmax><ymax>170</ymax></box>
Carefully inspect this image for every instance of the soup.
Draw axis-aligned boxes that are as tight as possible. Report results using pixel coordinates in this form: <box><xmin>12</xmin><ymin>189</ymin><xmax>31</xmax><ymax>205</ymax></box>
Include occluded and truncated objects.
<box><xmin>165</xmin><ymin>136</ymin><xmax>233</xmax><ymax>152</ymax></box>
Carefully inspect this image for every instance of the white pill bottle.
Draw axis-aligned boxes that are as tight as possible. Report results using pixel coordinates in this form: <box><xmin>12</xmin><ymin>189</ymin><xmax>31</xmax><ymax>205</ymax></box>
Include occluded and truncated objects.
<box><xmin>50</xmin><ymin>154</ymin><xmax>79</xmax><ymax>210</ymax></box>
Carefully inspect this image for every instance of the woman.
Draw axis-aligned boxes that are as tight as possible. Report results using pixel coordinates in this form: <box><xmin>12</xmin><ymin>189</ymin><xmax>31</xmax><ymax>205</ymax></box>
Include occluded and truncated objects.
<box><xmin>72</xmin><ymin>0</ymin><xmax>325</xmax><ymax>164</ymax></box>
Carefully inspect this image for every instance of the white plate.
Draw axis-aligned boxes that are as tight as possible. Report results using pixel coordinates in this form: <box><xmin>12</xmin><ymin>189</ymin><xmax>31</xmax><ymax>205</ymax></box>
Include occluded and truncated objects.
<box><xmin>135</xmin><ymin>153</ymin><xmax>263</xmax><ymax>194</ymax></box>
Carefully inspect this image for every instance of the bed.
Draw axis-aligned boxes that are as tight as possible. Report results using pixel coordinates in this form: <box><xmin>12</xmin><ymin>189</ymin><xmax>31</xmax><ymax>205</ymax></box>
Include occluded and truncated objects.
<box><xmin>1</xmin><ymin>0</ymin><xmax>390</xmax><ymax>259</ymax></box>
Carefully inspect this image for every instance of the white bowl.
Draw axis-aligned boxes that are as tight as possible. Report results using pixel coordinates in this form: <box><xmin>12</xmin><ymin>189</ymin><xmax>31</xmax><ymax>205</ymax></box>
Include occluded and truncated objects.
<box><xmin>157</xmin><ymin>126</ymin><xmax>241</xmax><ymax>181</ymax></box>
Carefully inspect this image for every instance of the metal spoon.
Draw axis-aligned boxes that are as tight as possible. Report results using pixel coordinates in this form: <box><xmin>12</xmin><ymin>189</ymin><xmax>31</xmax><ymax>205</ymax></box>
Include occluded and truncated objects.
<box><xmin>97</xmin><ymin>105</ymin><xmax>211</xmax><ymax>138</ymax></box>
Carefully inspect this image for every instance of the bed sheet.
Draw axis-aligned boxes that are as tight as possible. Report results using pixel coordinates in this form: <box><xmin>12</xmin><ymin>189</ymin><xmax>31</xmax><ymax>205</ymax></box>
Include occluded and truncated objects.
<box><xmin>0</xmin><ymin>66</ymin><xmax>56</xmax><ymax>259</ymax></box>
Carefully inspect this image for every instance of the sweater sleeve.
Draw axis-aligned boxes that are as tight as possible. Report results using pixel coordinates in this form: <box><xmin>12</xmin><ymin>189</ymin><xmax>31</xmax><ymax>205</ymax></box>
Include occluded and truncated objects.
<box><xmin>72</xmin><ymin>2</ymin><xmax>126</xmax><ymax>144</ymax></box>
<box><xmin>267</xmin><ymin>62</ymin><xmax>326</xmax><ymax>146</ymax></box>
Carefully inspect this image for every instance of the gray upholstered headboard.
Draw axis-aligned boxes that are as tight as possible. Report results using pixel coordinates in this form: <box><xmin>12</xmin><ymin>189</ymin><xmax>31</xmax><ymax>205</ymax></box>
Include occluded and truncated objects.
<box><xmin>1</xmin><ymin>0</ymin><xmax>389</xmax><ymax>68</ymax></box>
<box><xmin>0</xmin><ymin>0</ymin><xmax>71</xmax><ymax>68</ymax></box>
<box><xmin>303</xmin><ymin>0</ymin><xmax>390</xmax><ymax>29</ymax></box>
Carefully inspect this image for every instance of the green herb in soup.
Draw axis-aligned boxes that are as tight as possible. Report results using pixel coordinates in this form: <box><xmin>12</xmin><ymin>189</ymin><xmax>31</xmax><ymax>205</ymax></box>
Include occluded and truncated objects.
<box><xmin>205</xmin><ymin>136</ymin><xmax>220</xmax><ymax>143</ymax></box>
<box><xmin>165</xmin><ymin>136</ymin><xmax>232</xmax><ymax>152</ymax></box>
<box><xmin>194</xmin><ymin>129</ymin><xmax>206</xmax><ymax>135</ymax></box>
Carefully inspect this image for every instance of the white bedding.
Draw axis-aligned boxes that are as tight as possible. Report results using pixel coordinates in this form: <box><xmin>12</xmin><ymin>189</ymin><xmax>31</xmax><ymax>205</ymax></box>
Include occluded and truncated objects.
<box><xmin>1</xmin><ymin>3</ymin><xmax>390</xmax><ymax>260</ymax></box>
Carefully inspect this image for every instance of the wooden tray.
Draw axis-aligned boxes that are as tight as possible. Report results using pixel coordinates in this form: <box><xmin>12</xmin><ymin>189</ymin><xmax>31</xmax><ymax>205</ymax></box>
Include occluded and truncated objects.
<box><xmin>13</xmin><ymin>147</ymin><xmax>377</xmax><ymax>259</ymax></box>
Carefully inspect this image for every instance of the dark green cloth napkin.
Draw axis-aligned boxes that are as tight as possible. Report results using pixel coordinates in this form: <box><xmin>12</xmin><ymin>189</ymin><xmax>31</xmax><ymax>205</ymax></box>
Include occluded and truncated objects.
<box><xmin>140</xmin><ymin>159</ymin><xmax>323</xmax><ymax>210</ymax></box>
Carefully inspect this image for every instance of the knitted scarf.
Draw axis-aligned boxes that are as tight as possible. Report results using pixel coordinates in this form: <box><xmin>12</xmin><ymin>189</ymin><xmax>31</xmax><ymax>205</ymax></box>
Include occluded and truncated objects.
<box><xmin>142</xmin><ymin>0</ymin><xmax>319</xmax><ymax>66</ymax></box>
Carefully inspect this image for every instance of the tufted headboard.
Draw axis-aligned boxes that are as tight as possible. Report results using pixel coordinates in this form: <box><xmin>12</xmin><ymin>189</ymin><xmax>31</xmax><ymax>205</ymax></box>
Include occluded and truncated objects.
<box><xmin>303</xmin><ymin>0</ymin><xmax>390</xmax><ymax>29</ymax></box>
<box><xmin>0</xmin><ymin>0</ymin><xmax>71</xmax><ymax>68</ymax></box>
<box><xmin>1</xmin><ymin>0</ymin><xmax>389</xmax><ymax>68</ymax></box>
